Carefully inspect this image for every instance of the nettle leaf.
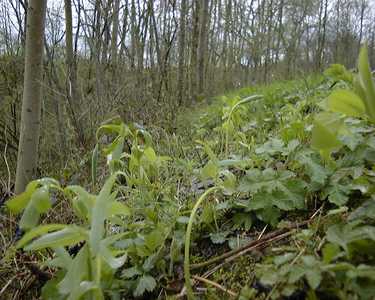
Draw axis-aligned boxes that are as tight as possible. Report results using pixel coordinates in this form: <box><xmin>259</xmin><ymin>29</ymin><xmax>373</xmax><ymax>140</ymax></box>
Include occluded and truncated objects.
<box><xmin>328</xmin><ymin>89</ymin><xmax>366</xmax><ymax>118</ymax></box>
<box><xmin>122</xmin><ymin>266</ymin><xmax>142</xmax><ymax>279</ymax></box>
<box><xmin>296</xmin><ymin>151</ymin><xmax>329</xmax><ymax>185</ymax></box>
<box><xmin>134</xmin><ymin>275</ymin><xmax>156</xmax><ymax>297</ymax></box>
<box><xmin>255</xmin><ymin>138</ymin><xmax>285</xmax><ymax>155</ymax></box>
<box><xmin>250</xmin><ymin>179</ymin><xmax>306</xmax><ymax>211</ymax></box>
<box><xmin>239</xmin><ymin>168</ymin><xmax>295</xmax><ymax>194</ymax></box>
<box><xmin>144</xmin><ymin>225</ymin><xmax>167</xmax><ymax>252</ymax></box>
<box><xmin>209</xmin><ymin>231</ymin><xmax>230</xmax><ymax>244</ymax></box>
<box><xmin>349</xmin><ymin>199</ymin><xmax>375</xmax><ymax>221</ymax></box>
<box><xmin>324</xmin><ymin>184</ymin><xmax>351</xmax><ymax>206</ymax></box>
<box><xmin>232</xmin><ymin>212</ymin><xmax>253</xmax><ymax>231</ymax></box>
<box><xmin>326</xmin><ymin>223</ymin><xmax>375</xmax><ymax>253</ymax></box>
<box><xmin>322</xmin><ymin>243</ymin><xmax>342</xmax><ymax>264</ymax></box>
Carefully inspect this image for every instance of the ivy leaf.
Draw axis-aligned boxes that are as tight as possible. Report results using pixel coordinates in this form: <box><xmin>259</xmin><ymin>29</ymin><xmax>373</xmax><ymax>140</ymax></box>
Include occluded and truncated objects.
<box><xmin>296</xmin><ymin>151</ymin><xmax>329</xmax><ymax>185</ymax></box>
<box><xmin>134</xmin><ymin>275</ymin><xmax>156</xmax><ymax>297</ymax></box>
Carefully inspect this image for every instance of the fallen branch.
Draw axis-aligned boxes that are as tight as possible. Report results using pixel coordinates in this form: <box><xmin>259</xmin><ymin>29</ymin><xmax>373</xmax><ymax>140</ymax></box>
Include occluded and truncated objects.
<box><xmin>190</xmin><ymin>220</ymin><xmax>310</xmax><ymax>271</ymax></box>
<box><xmin>192</xmin><ymin>275</ymin><xmax>238</xmax><ymax>298</ymax></box>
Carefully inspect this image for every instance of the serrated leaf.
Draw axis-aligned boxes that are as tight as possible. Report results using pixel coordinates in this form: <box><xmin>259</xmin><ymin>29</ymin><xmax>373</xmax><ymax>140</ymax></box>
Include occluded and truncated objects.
<box><xmin>296</xmin><ymin>151</ymin><xmax>329</xmax><ymax>185</ymax></box>
<box><xmin>134</xmin><ymin>275</ymin><xmax>156</xmax><ymax>297</ymax></box>
<box><xmin>122</xmin><ymin>266</ymin><xmax>142</xmax><ymax>279</ymax></box>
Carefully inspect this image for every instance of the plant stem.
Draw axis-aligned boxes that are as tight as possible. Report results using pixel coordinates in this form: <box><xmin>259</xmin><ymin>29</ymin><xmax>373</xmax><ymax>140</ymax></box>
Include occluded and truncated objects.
<box><xmin>184</xmin><ymin>186</ymin><xmax>219</xmax><ymax>300</ymax></box>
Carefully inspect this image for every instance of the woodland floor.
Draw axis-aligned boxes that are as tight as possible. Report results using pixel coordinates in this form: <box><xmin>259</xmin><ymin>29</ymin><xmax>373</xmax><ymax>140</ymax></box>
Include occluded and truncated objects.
<box><xmin>1</xmin><ymin>73</ymin><xmax>375</xmax><ymax>299</ymax></box>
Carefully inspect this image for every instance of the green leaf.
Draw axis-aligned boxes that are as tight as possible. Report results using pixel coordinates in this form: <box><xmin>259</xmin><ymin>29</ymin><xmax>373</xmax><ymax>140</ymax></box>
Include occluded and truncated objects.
<box><xmin>25</xmin><ymin>226</ymin><xmax>88</xmax><ymax>251</ymax></box>
<box><xmin>326</xmin><ymin>185</ymin><xmax>351</xmax><ymax>206</ymax></box>
<box><xmin>209</xmin><ymin>231</ymin><xmax>230</xmax><ymax>244</ymax></box>
<box><xmin>358</xmin><ymin>45</ymin><xmax>375</xmax><ymax>121</ymax></box>
<box><xmin>16</xmin><ymin>224</ymin><xmax>67</xmax><ymax>249</ymax></box>
<box><xmin>122</xmin><ymin>266</ymin><xmax>142</xmax><ymax>278</ymax></box>
<box><xmin>6</xmin><ymin>180</ymin><xmax>39</xmax><ymax>213</ymax></box>
<box><xmin>296</xmin><ymin>151</ymin><xmax>329</xmax><ymax>185</ymax></box>
<box><xmin>201</xmin><ymin>160</ymin><xmax>219</xmax><ymax>179</ymax></box>
<box><xmin>90</xmin><ymin>173</ymin><xmax>120</xmax><ymax>255</ymax></box>
<box><xmin>144</xmin><ymin>225</ymin><xmax>166</xmax><ymax>252</ymax></box>
<box><xmin>91</xmin><ymin>143</ymin><xmax>99</xmax><ymax>185</ymax></box>
<box><xmin>305</xmin><ymin>269</ymin><xmax>322</xmax><ymax>289</ymax></box>
<box><xmin>312</xmin><ymin>113</ymin><xmax>343</xmax><ymax>153</ymax></box>
<box><xmin>144</xmin><ymin>147</ymin><xmax>157</xmax><ymax>163</ymax></box>
<box><xmin>108</xmin><ymin>201</ymin><xmax>131</xmax><ymax>217</ymax></box>
<box><xmin>328</xmin><ymin>90</ymin><xmax>366</xmax><ymax>118</ymax></box>
<box><xmin>134</xmin><ymin>275</ymin><xmax>156</xmax><ymax>297</ymax></box>
<box><xmin>58</xmin><ymin>244</ymin><xmax>90</xmax><ymax>296</ymax></box>
<box><xmin>322</xmin><ymin>243</ymin><xmax>342</xmax><ymax>263</ymax></box>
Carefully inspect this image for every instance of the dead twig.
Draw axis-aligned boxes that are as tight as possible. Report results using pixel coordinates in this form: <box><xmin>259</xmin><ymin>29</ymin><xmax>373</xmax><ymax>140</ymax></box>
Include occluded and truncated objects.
<box><xmin>192</xmin><ymin>275</ymin><xmax>238</xmax><ymax>298</ymax></box>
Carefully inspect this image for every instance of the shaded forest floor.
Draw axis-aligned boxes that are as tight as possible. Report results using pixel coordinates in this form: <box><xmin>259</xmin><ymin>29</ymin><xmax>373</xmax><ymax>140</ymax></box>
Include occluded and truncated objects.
<box><xmin>2</xmin><ymin>72</ymin><xmax>375</xmax><ymax>299</ymax></box>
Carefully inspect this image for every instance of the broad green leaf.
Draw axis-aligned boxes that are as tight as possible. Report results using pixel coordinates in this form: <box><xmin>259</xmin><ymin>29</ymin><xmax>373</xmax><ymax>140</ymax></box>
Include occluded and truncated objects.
<box><xmin>201</xmin><ymin>160</ymin><xmax>219</xmax><ymax>179</ymax></box>
<box><xmin>144</xmin><ymin>226</ymin><xmax>166</xmax><ymax>252</ymax></box>
<box><xmin>16</xmin><ymin>224</ymin><xmax>67</xmax><ymax>248</ymax></box>
<box><xmin>358</xmin><ymin>45</ymin><xmax>375</xmax><ymax>121</ymax></box>
<box><xmin>108</xmin><ymin>201</ymin><xmax>131</xmax><ymax>217</ymax></box>
<box><xmin>25</xmin><ymin>226</ymin><xmax>88</xmax><ymax>251</ymax></box>
<box><xmin>311</xmin><ymin>114</ymin><xmax>342</xmax><ymax>153</ymax></box>
<box><xmin>58</xmin><ymin>244</ymin><xmax>89</xmax><ymax>296</ymax></box>
<box><xmin>6</xmin><ymin>180</ymin><xmax>39</xmax><ymax>213</ymax></box>
<box><xmin>296</xmin><ymin>151</ymin><xmax>329</xmax><ymax>185</ymax></box>
<box><xmin>144</xmin><ymin>147</ymin><xmax>157</xmax><ymax>163</ymax></box>
<box><xmin>65</xmin><ymin>185</ymin><xmax>95</xmax><ymax>221</ymax></box>
<box><xmin>90</xmin><ymin>173</ymin><xmax>120</xmax><ymax>255</ymax></box>
<box><xmin>32</xmin><ymin>187</ymin><xmax>51</xmax><ymax>213</ymax></box>
<box><xmin>99</xmin><ymin>244</ymin><xmax>127</xmax><ymax>269</ymax></box>
<box><xmin>325</xmin><ymin>185</ymin><xmax>351</xmax><ymax>206</ymax></box>
<box><xmin>322</xmin><ymin>243</ymin><xmax>342</xmax><ymax>264</ymax></box>
<box><xmin>134</xmin><ymin>275</ymin><xmax>156</xmax><ymax>297</ymax></box>
<box><xmin>328</xmin><ymin>89</ymin><xmax>366</xmax><ymax>118</ymax></box>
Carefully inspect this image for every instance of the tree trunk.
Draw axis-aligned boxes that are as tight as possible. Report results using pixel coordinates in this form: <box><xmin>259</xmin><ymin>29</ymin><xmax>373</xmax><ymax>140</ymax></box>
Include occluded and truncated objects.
<box><xmin>177</xmin><ymin>0</ymin><xmax>187</xmax><ymax>105</ymax></box>
<box><xmin>197</xmin><ymin>0</ymin><xmax>209</xmax><ymax>95</ymax></box>
<box><xmin>64</xmin><ymin>0</ymin><xmax>86</xmax><ymax>147</ymax></box>
<box><xmin>15</xmin><ymin>0</ymin><xmax>47</xmax><ymax>193</ymax></box>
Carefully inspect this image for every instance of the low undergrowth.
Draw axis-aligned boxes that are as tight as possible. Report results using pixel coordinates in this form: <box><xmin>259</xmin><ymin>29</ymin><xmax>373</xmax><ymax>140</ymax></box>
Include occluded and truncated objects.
<box><xmin>2</xmin><ymin>47</ymin><xmax>375</xmax><ymax>299</ymax></box>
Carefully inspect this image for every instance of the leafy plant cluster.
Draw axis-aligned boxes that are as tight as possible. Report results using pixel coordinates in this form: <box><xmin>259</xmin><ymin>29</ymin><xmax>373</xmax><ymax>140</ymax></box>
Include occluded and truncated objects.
<box><xmin>4</xmin><ymin>47</ymin><xmax>375</xmax><ymax>299</ymax></box>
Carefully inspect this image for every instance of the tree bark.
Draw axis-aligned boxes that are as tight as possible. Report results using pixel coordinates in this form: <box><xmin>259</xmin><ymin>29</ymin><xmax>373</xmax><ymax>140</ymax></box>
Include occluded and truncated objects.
<box><xmin>15</xmin><ymin>0</ymin><xmax>47</xmax><ymax>193</ymax></box>
<box><xmin>177</xmin><ymin>0</ymin><xmax>187</xmax><ymax>105</ymax></box>
<box><xmin>64</xmin><ymin>0</ymin><xmax>86</xmax><ymax>147</ymax></box>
